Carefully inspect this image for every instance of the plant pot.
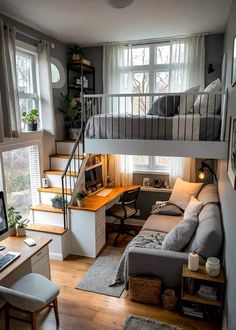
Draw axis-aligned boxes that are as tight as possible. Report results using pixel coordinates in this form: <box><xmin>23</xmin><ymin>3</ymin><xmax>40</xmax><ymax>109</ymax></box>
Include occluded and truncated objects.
<box><xmin>69</xmin><ymin>128</ymin><xmax>81</xmax><ymax>140</ymax></box>
<box><xmin>16</xmin><ymin>227</ymin><xmax>26</xmax><ymax>237</ymax></box>
<box><xmin>72</xmin><ymin>54</ymin><xmax>81</xmax><ymax>62</ymax></box>
<box><xmin>8</xmin><ymin>226</ymin><xmax>16</xmax><ymax>236</ymax></box>
<box><xmin>77</xmin><ymin>199</ymin><xmax>85</xmax><ymax>207</ymax></box>
<box><xmin>27</xmin><ymin>123</ymin><xmax>38</xmax><ymax>131</ymax></box>
<box><xmin>52</xmin><ymin>200</ymin><xmax>64</xmax><ymax>210</ymax></box>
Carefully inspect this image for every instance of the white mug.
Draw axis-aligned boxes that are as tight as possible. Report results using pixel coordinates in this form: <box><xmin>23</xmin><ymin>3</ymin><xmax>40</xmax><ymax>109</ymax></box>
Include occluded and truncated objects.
<box><xmin>42</xmin><ymin>177</ymin><xmax>49</xmax><ymax>188</ymax></box>
<box><xmin>205</xmin><ymin>257</ymin><xmax>220</xmax><ymax>277</ymax></box>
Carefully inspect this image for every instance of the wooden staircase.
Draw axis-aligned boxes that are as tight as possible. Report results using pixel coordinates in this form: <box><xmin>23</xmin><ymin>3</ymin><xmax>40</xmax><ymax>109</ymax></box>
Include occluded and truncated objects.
<box><xmin>26</xmin><ymin>139</ymin><xmax>84</xmax><ymax>260</ymax></box>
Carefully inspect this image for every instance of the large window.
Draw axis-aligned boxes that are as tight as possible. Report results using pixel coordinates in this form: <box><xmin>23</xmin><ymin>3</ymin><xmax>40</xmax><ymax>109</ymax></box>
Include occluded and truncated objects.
<box><xmin>16</xmin><ymin>47</ymin><xmax>40</xmax><ymax>130</ymax></box>
<box><xmin>2</xmin><ymin>145</ymin><xmax>40</xmax><ymax>218</ymax></box>
<box><xmin>133</xmin><ymin>155</ymin><xmax>170</xmax><ymax>173</ymax></box>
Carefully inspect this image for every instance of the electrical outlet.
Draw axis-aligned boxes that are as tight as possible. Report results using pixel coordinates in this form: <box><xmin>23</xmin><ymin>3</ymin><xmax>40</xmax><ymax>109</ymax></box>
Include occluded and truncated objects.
<box><xmin>136</xmin><ymin>209</ymin><xmax>140</xmax><ymax>216</ymax></box>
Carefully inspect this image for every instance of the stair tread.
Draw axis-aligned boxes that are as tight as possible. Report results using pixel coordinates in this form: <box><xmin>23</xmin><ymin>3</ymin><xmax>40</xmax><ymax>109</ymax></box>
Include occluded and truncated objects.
<box><xmin>44</xmin><ymin>170</ymin><xmax>79</xmax><ymax>176</ymax></box>
<box><xmin>50</xmin><ymin>153</ymin><xmax>84</xmax><ymax>159</ymax></box>
<box><xmin>31</xmin><ymin>204</ymin><xmax>64</xmax><ymax>213</ymax></box>
<box><xmin>55</xmin><ymin>139</ymin><xmax>76</xmax><ymax>143</ymax></box>
<box><xmin>37</xmin><ymin>187</ymin><xmax>72</xmax><ymax>195</ymax></box>
<box><xmin>26</xmin><ymin>223</ymin><xmax>67</xmax><ymax>235</ymax></box>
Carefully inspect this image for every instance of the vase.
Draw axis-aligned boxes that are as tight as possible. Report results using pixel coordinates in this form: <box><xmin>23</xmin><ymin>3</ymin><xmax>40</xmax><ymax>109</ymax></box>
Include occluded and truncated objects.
<box><xmin>77</xmin><ymin>199</ymin><xmax>85</xmax><ymax>207</ymax></box>
<box><xmin>205</xmin><ymin>257</ymin><xmax>220</xmax><ymax>277</ymax></box>
<box><xmin>27</xmin><ymin>123</ymin><xmax>38</xmax><ymax>131</ymax></box>
<box><xmin>52</xmin><ymin>200</ymin><xmax>64</xmax><ymax>210</ymax></box>
<box><xmin>8</xmin><ymin>226</ymin><xmax>16</xmax><ymax>236</ymax></box>
<box><xmin>16</xmin><ymin>227</ymin><xmax>26</xmax><ymax>237</ymax></box>
<box><xmin>69</xmin><ymin>128</ymin><xmax>81</xmax><ymax>140</ymax></box>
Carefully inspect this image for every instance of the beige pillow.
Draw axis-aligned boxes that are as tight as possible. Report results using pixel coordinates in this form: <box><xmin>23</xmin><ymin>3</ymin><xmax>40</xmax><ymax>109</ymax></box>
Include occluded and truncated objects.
<box><xmin>183</xmin><ymin>196</ymin><xmax>202</xmax><ymax>220</ymax></box>
<box><xmin>194</xmin><ymin>79</ymin><xmax>221</xmax><ymax>115</ymax></box>
<box><xmin>169</xmin><ymin>178</ymin><xmax>203</xmax><ymax>210</ymax></box>
<box><xmin>179</xmin><ymin>85</ymin><xmax>200</xmax><ymax>114</ymax></box>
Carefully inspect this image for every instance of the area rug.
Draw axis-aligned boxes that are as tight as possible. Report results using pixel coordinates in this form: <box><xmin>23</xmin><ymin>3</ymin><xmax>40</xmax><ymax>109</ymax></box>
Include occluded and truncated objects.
<box><xmin>76</xmin><ymin>246</ymin><xmax>125</xmax><ymax>297</ymax></box>
<box><xmin>123</xmin><ymin>315</ymin><xmax>183</xmax><ymax>330</ymax></box>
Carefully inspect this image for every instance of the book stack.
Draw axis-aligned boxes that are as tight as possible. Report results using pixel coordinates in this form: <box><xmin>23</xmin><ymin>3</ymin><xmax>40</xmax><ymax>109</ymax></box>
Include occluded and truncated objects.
<box><xmin>197</xmin><ymin>284</ymin><xmax>218</xmax><ymax>301</ymax></box>
<box><xmin>183</xmin><ymin>304</ymin><xmax>203</xmax><ymax>318</ymax></box>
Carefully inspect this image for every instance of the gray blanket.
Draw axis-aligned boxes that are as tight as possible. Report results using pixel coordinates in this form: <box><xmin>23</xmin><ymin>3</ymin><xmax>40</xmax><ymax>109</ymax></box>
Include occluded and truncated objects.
<box><xmin>109</xmin><ymin>234</ymin><xmax>164</xmax><ymax>287</ymax></box>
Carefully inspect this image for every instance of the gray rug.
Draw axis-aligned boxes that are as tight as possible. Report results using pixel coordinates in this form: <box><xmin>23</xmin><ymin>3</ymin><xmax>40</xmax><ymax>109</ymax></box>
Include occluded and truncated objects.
<box><xmin>76</xmin><ymin>246</ymin><xmax>125</xmax><ymax>297</ymax></box>
<box><xmin>123</xmin><ymin>315</ymin><xmax>182</xmax><ymax>330</ymax></box>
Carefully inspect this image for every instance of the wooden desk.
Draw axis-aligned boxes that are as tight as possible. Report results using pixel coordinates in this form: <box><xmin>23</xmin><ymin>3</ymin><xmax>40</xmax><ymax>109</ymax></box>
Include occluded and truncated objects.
<box><xmin>69</xmin><ymin>185</ymin><xmax>140</xmax><ymax>258</ymax></box>
<box><xmin>0</xmin><ymin>236</ymin><xmax>51</xmax><ymax>286</ymax></box>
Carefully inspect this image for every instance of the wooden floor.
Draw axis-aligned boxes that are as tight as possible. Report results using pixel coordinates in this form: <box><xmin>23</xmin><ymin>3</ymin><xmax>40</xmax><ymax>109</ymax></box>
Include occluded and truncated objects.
<box><xmin>0</xmin><ymin>233</ymin><xmax>221</xmax><ymax>330</ymax></box>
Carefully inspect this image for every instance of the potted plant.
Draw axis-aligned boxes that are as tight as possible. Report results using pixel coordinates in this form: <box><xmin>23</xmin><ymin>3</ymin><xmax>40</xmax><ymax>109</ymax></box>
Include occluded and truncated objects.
<box><xmin>16</xmin><ymin>218</ymin><xmax>30</xmax><ymax>237</ymax></box>
<box><xmin>68</xmin><ymin>44</ymin><xmax>84</xmax><ymax>62</ymax></box>
<box><xmin>58</xmin><ymin>93</ymin><xmax>81</xmax><ymax>140</ymax></box>
<box><xmin>7</xmin><ymin>206</ymin><xmax>22</xmax><ymax>236</ymax></box>
<box><xmin>77</xmin><ymin>189</ymin><xmax>87</xmax><ymax>207</ymax></box>
<box><xmin>21</xmin><ymin>109</ymin><xmax>39</xmax><ymax>131</ymax></box>
<box><xmin>51</xmin><ymin>194</ymin><xmax>64</xmax><ymax>209</ymax></box>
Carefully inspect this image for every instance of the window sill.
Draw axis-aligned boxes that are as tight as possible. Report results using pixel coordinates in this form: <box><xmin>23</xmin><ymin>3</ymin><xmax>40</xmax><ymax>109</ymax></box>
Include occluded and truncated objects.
<box><xmin>133</xmin><ymin>170</ymin><xmax>170</xmax><ymax>175</ymax></box>
<box><xmin>141</xmin><ymin>186</ymin><xmax>172</xmax><ymax>193</ymax></box>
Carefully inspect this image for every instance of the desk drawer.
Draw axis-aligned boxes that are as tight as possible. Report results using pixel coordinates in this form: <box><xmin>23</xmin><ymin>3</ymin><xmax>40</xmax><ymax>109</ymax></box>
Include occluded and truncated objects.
<box><xmin>96</xmin><ymin>217</ymin><xmax>105</xmax><ymax>235</ymax></box>
<box><xmin>31</xmin><ymin>246</ymin><xmax>48</xmax><ymax>266</ymax></box>
<box><xmin>96</xmin><ymin>231</ymin><xmax>105</xmax><ymax>253</ymax></box>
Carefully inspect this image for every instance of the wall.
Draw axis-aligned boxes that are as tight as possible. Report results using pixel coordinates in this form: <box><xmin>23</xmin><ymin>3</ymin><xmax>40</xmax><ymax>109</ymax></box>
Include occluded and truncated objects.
<box><xmin>83</xmin><ymin>46</ymin><xmax>103</xmax><ymax>93</ymax></box>
<box><xmin>0</xmin><ymin>13</ymin><xmax>67</xmax><ymax>140</ymax></box>
<box><xmin>217</xmin><ymin>1</ymin><xmax>236</xmax><ymax>329</ymax></box>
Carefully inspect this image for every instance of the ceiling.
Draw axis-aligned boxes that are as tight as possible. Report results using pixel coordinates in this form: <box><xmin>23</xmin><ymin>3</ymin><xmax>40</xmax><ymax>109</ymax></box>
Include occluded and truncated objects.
<box><xmin>0</xmin><ymin>0</ymin><xmax>232</xmax><ymax>46</ymax></box>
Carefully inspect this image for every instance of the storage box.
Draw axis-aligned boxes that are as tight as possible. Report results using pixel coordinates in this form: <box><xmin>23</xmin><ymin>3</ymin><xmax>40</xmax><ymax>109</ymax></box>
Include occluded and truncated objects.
<box><xmin>129</xmin><ymin>276</ymin><xmax>161</xmax><ymax>305</ymax></box>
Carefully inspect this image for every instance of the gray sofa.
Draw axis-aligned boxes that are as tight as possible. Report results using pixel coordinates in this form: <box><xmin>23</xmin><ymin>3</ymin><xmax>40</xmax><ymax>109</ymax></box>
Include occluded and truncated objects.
<box><xmin>127</xmin><ymin>184</ymin><xmax>223</xmax><ymax>290</ymax></box>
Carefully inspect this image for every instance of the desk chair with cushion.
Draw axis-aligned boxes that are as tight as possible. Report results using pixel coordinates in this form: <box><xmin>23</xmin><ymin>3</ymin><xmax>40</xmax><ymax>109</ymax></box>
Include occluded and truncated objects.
<box><xmin>0</xmin><ymin>272</ymin><xmax>60</xmax><ymax>330</ymax></box>
<box><xmin>106</xmin><ymin>187</ymin><xmax>140</xmax><ymax>245</ymax></box>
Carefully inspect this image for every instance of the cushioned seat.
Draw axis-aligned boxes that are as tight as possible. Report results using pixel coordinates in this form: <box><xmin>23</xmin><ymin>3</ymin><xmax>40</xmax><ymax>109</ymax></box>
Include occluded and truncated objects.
<box><xmin>106</xmin><ymin>204</ymin><xmax>136</xmax><ymax>219</ymax></box>
<box><xmin>142</xmin><ymin>214</ymin><xmax>183</xmax><ymax>233</ymax></box>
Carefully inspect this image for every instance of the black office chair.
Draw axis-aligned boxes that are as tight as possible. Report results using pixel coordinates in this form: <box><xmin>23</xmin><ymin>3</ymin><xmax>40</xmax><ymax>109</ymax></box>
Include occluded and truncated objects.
<box><xmin>106</xmin><ymin>187</ymin><xmax>140</xmax><ymax>246</ymax></box>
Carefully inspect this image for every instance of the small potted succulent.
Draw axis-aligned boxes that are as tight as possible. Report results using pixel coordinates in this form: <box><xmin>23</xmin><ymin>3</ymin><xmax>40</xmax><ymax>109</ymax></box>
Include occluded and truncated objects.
<box><xmin>51</xmin><ymin>194</ymin><xmax>64</xmax><ymax>209</ymax></box>
<box><xmin>16</xmin><ymin>218</ymin><xmax>30</xmax><ymax>237</ymax></box>
<box><xmin>77</xmin><ymin>189</ymin><xmax>87</xmax><ymax>207</ymax></box>
<box><xmin>21</xmin><ymin>108</ymin><xmax>39</xmax><ymax>131</ymax></box>
<box><xmin>7</xmin><ymin>206</ymin><xmax>22</xmax><ymax>236</ymax></box>
<box><xmin>68</xmin><ymin>44</ymin><xmax>84</xmax><ymax>62</ymax></box>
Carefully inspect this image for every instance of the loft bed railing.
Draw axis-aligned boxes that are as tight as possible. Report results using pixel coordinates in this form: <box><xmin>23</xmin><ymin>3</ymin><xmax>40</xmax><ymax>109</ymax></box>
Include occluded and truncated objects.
<box><xmin>82</xmin><ymin>91</ymin><xmax>227</xmax><ymax>142</ymax></box>
<box><xmin>61</xmin><ymin>128</ymin><xmax>84</xmax><ymax>228</ymax></box>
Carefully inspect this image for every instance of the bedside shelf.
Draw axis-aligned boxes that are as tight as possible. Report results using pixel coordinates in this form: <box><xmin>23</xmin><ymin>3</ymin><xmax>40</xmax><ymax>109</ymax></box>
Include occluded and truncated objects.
<box><xmin>182</xmin><ymin>292</ymin><xmax>222</xmax><ymax>307</ymax></box>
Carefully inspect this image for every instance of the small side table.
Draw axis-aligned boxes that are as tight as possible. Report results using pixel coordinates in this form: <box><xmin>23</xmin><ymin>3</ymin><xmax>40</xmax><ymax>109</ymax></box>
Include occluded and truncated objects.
<box><xmin>181</xmin><ymin>264</ymin><xmax>225</xmax><ymax>322</ymax></box>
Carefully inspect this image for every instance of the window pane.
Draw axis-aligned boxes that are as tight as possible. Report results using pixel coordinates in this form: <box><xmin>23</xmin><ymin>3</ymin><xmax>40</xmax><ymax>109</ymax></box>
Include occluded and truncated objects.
<box><xmin>16</xmin><ymin>52</ymin><xmax>35</xmax><ymax>94</ymax></box>
<box><xmin>51</xmin><ymin>63</ymin><xmax>60</xmax><ymax>83</ymax></box>
<box><xmin>2</xmin><ymin>146</ymin><xmax>40</xmax><ymax>219</ymax></box>
<box><xmin>155</xmin><ymin>72</ymin><xmax>169</xmax><ymax>93</ymax></box>
<box><xmin>133</xmin><ymin>155</ymin><xmax>149</xmax><ymax>165</ymax></box>
<box><xmin>156</xmin><ymin>45</ymin><xmax>170</xmax><ymax>64</ymax></box>
<box><xmin>132</xmin><ymin>47</ymin><xmax>149</xmax><ymax>65</ymax></box>
<box><xmin>19</xmin><ymin>98</ymin><xmax>38</xmax><ymax>130</ymax></box>
<box><xmin>155</xmin><ymin>157</ymin><xmax>170</xmax><ymax>166</ymax></box>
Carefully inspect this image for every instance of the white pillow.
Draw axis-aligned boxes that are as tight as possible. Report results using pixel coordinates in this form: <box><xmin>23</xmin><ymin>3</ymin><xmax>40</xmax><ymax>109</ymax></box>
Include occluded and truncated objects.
<box><xmin>179</xmin><ymin>85</ymin><xmax>200</xmax><ymax>114</ymax></box>
<box><xmin>194</xmin><ymin>78</ymin><xmax>222</xmax><ymax>115</ymax></box>
<box><xmin>183</xmin><ymin>196</ymin><xmax>202</xmax><ymax>220</ymax></box>
<box><xmin>169</xmin><ymin>178</ymin><xmax>203</xmax><ymax>210</ymax></box>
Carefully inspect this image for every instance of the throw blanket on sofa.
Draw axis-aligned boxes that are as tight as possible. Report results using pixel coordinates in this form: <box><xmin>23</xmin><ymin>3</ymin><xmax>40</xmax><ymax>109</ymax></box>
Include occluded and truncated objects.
<box><xmin>109</xmin><ymin>234</ymin><xmax>164</xmax><ymax>287</ymax></box>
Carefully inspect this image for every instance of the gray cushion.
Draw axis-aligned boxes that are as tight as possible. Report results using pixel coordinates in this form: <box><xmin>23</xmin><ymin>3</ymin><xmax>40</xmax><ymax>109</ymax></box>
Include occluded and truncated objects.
<box><xmin>142</xmin><ymin>214</ymin><xmax>183</xmax><ymax>233</ymax></box>
<box><xmin>147</xmin><ymin>95</ymin><xmax>180</xmax><ymax>116</ymax></box>
<box><xmin>162</xmin><ymin>215</ymin><xmax>199</xmax><ymax>251</ymax></box>
<box><xmin>197</xmin><ymin>184</ymin><xmax>219</xmax><ymax>205</ymax></box>
<box><xmin>151</xmin><ymin>202</ymin><xmax>183</xmax><ymax>216</ymax></box>
<box><xmin>186</xmin><ymin>203</ymin><xmax>222</xmax><ymax>258</ymax></box>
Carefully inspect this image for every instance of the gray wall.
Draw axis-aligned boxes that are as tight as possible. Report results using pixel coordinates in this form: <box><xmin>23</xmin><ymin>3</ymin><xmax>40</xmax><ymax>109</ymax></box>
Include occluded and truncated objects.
<box><xmin>0</xmin><ymin>13</ymin><xmax>67</xmax><ymax>140</ymax></box>
<box><xmin>83</xmin><ymin>46</ymin><xmax>103</xmax><ymax>93</ymax></box>
<box><xmin>217</xmin><ymin>2</ymin><xmax>236</xmax><ymax>329</ymax></box>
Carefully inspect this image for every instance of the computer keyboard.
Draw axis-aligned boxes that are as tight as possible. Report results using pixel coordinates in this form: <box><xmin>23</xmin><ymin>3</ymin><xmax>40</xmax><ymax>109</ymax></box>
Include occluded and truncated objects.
<box><xmin>0</xmin><ymin>252</ymin><xmax>21</xmax><ymax>271</ymax></box>
<box><xmin>96</xmin><ymin>189</ymin><xmax>112</xmax><ymax>197</ymax></box>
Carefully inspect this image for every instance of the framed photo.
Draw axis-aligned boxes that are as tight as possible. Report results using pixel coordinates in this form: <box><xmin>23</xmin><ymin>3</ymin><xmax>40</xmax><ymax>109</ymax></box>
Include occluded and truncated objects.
<box><xmin>143</xmin><ymin>177</ymin><xmax>150</xmax><ymax>187</ymax></box>
<box><xmin>232</xmin><ymin>37</ymin><xmax>236</xmax><ymax>87</ymax></box>
<box><xmin>227</xmin><ymin>117</ymin><xmax>236</xmax><ymax>189</ymax></box>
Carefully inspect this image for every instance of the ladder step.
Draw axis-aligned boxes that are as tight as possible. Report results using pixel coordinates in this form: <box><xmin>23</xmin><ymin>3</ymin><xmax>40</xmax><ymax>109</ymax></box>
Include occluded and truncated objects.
<box><xmin>37</xmin><ymin>187</ymin><xmax>72</xmax><ymax>195</ymax></box>
<box><xmin>44</xmin><ymin>170</ymin><xmax>79</xmax><ymax>176</ymax></box>
<box><xmin>50</xmin><ymin>154</ymin><xmax>84</xmax><ymax>159</ymax></box>
<box><xmin>31</xmin><ymin>204</ymin><xmax>64</xmax><ymax>214</ymax></box>
<box><xmin>26</xmin><ymin>223</ymin><xmax>67</xmax><ymax>235</ymax></box>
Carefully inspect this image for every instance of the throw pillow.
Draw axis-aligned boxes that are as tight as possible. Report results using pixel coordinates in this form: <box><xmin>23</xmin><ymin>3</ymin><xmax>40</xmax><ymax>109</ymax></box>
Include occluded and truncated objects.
<box><xmin>147</xmin><ymin>95</ymin><xmax>180</xmax><ymax>116</ymax></box>
<box><xmin>162</xmin><ymin>214</ymin><xmax>199</xmax><ymax>251</ymax></box>
<box><xmin>194</xmin><ymin>78</ymin><xmax>222</xmax><ymax>115</ymax></box>
<box><xmin>183</xmin><ymin>196</ymin><xmax>202</xmax><ymax>220</ymax></box>
<box><xmin>178</xmin><ymin>85</ymin><xmax>200</xmax><ymax>114</ymax></box>
<box><xmin>151</xmin><ymin>201</ymin><xmax>183</xmax><ymax>216</ymax></box>
<box><xmin>169</xmin><ymin>178</ymin><xmax>203</xmax><ymax>210</ymax></box>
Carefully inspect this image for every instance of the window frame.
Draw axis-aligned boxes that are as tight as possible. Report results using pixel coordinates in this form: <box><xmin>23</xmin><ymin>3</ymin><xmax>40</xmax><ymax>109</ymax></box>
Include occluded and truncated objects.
<box><xmin>133</xmin><ymin>155</ymin><xmax>170</xmax><ymax>174</ymax></box>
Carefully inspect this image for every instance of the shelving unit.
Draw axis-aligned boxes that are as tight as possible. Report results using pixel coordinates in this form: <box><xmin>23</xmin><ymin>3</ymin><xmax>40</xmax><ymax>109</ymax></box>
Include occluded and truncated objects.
<box><xmin>181</xmin><ymin>264</ymin><xmax>225</xmax><ymax>322</ymax></box>
<box><xmin>67</xmin><ymin>62</ymin><xmax>95</xmax><ymax>97</ymax></box>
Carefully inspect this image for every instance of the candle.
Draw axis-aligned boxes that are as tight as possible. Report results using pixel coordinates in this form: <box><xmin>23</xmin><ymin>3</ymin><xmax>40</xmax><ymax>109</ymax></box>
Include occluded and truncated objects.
<box><xmin>188</xmin><ymin>251</ymin><xmax>199</xmax><ymax>271</ymax></box>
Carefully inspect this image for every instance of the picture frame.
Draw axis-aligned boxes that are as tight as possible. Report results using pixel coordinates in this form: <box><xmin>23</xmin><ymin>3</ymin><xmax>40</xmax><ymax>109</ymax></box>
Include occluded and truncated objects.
<box><xmin>143</xmin><ymin>177</ymin><xmax>150</xmax><ymax>187</ymax></box>
<box><xmin>227</xmin><ymin>117</ymin><xmax>236</xmax><ymax>189</ymax></box>
<box><xmin>0</xmin><ymin>191</ymin><xmax>8</xmax><ymax>234</ymax></box>
<box><xmin>232</xmin><ymin>37</ymin><xmax>236</xmax><ymax>87</ymax></box>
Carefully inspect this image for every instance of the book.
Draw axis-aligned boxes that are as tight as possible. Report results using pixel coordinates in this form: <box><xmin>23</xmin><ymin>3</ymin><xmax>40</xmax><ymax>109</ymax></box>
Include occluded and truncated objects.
<box><xmin>197</xmin><ymin>284</ymin><xmax>218</xmax><ymax>301</ymax></box>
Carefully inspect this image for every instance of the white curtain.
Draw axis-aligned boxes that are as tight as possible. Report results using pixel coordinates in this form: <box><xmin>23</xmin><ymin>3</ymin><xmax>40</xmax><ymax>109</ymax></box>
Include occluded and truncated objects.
<box><xmin>108</xmin><ymin>154</ymin><xmax>133</xmax><ymax>186</ymax></box>
<box><xmin>37</xmin><ymin>41</ymin><xmax>54</xmax><ymax>135</ymax></box>
<box><xmin>0</xmin><ymin>20</ymin><xmax>21</xmax><ymax>140</ymax></box>
<box><xmin>169</xmin><ymin>158</ymin><xmax>196</xmax><ymax>188</ymax></box>
<box><xmin>169</xmin><ymin>35</ymin><xmax>205</xmax><ymax>92</ymax></box>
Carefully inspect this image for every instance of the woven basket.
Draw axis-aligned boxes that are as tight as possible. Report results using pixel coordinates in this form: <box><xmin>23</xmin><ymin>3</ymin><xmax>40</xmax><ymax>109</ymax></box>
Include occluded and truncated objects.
<box><xmin>162</xmin><ymin>289</ymin><xmax>177</xmax><ymax>310</ymax></box>
<box><xmin>129</xmin><ymin>276</ymin><xmax>161</xmax><ymax>305</ymax></box>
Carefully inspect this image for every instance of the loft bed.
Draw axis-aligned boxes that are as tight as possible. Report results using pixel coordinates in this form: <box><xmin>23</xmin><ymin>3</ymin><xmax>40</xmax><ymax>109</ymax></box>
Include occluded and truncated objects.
<box><xmin>82</xmin><ymin>92</ymin><xmax>228</xmax><ymax>159</ymax></box>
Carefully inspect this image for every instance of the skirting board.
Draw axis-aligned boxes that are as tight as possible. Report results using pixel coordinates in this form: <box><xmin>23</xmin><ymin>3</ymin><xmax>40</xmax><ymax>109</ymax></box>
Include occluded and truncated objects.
<box><xmin>85</xmin><ymin>139</ymin><xmax>228</xmax><ymax>159</ymax></box>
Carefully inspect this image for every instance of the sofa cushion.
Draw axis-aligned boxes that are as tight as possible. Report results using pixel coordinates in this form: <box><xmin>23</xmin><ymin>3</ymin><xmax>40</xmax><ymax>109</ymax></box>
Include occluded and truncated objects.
<box><xmin>183</xmin><ymin>196</ymin><xmax>202</xmax><ymax>220</ymax></box>
<box><xmin>162</xmin><ymin>215</ymin><xmax>199</xmax><ymax>251</ymax></box>
<box><xmin>142</xmin><ymin>214</ymin><xmax>183</xmax><ymax>233</ymax></box>
<box><xmin>169</xmin><ymin>178</ymin><xmax>203</xmax><ymax>210</ymax></box>
<box><xmin>197</xmin><ymin>184</ymin><xmax>219</xmax><ymax>205</ymax></box>
<box><xmin>186</xmin><ymin>203</ymin><xmax>222</xmax><ymax>258</ymax></box>
<box><xmin>151</xmin><ymin>201</ymin><xmax>183</xmax><ymax>216</ymax></box>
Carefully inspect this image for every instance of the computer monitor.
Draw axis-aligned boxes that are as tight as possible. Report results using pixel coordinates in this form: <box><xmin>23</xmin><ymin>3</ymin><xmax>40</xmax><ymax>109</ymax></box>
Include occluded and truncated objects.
<box><xmin>0</xmin><ymin>192</ymin><xmax>8</xmax><ymax>249</ymax></box>
<box><xmin>85</xmin><ymin>165</ymin><xmax>103</xmax><ymax>192</ymax></box>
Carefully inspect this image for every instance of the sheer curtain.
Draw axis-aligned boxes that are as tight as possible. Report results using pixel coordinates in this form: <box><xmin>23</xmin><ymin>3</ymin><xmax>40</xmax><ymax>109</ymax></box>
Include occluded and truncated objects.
<box><xmin>169</xmin><ymin>158</ymin><xmax>197</xmax><ymax>188</ymax></box>
<box><xmin>37</xmin><ymin>41</ymin><xmax>54</xmax><ymax>135</ymax></box>
<box><xmin>107</xmin><ymin>154</ymin><xmax>133</xmax><ymax>186</ymax></box>
<box><xmin>0</xmin><ymin>20</ymin><xmax>21</xmax><ymax>140</ymax></box>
